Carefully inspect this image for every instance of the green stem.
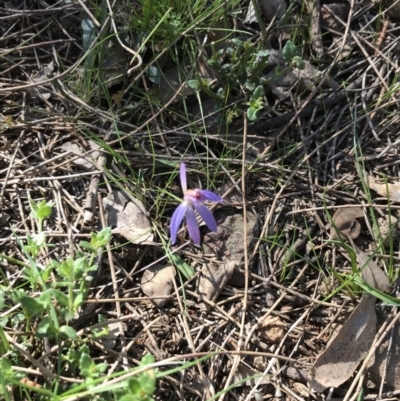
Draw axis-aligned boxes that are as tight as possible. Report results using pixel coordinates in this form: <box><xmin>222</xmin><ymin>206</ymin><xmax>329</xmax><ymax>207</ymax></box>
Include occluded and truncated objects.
<box><xmin>0</xmin><ymin>253</ymin><xmax>30</xmax><ymax>268</ymax></box>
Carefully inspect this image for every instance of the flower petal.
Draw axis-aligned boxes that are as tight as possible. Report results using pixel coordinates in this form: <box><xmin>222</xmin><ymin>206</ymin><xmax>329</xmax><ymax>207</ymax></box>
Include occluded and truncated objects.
<box><xmin>186</xmin><ymin>204</ymin><xmax>200</xmax><ymax>245</ymax></box>
<box><xmin>170</xmin><ymin>202</ymin><xmax>187</xmax><ymax>244</ymax></box>
<box><xmin>193</xmin><ymin>202</ymin><xmax>218</xmax><ymax>232</ymax></box>
<box><xmin>180</xmin><ymin>163</ymin><xmax>187</xmax><ymax>193</ymax></box>
<box><xmin>198</xmin><ymin>189</ymin><xmax>223</xmax><ymax>203</ymax></box>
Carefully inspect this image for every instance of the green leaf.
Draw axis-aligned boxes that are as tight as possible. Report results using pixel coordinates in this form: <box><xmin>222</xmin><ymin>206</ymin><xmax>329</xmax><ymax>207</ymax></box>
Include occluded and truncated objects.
<box><xmin>37</xmin><ymin>289</ymin><xmax>53</xmax><ymax>308</ymax></box>
<box><xmin>79</xmin><ymin>241</ymin><xmax>97</xmax><ymax>253</ymax></box>
<box><xmin>20</xmin><ymin>296</ymin><xmax>44</xmax><ymax>316</ymax></box>
<box><xmin>36</xmin><ymin>317</ymin><xmax>54</xmax><ymax>337</ymax></box>
<box><xmin>96</xmin><ymin>363</ymin><xmax>108</xmax><ymax>374</ymax></box>
<box><xmin>292</xmin><ymin>56</ymin><xmax>305</xmax><ymax>70</ymax></box>
<box><xmin>282</xmin><ymin>40</ymin><xmax>297</xmax><ymax>63</ymax></box>
<box><xmin>253</xmin><ymin>85</ymin><xmax>265</xmax><ymax>99</ymax></box>
<box><xmin>119</xmin><ymin>395</ymin><xmax>138</xmax><ymax>401</ymax></box>
<box><xmin>353</xmin><ymin>276</ymin><xmax>399</xmax><ymax>305</ymax></box>
<box><xmin>140</xmin><ymin>353</ymin><xmax>155</xmax><ymax>366</ymax></box>
<box><xmin>51</xmin><ymin>289</ymin><xmax>69</xmax><ymax>307</ymax></box>
<box><xmin>41</xmin><ymin>264</ymin><xmax>53</xmax><ymax>282</ymax></box>
<box><xmin>0</xmin><ymin>326</ymin><xmax>10</xmax><ymax>352</ymax></box>
<box><xmin>59</xmin><ymin>325</ymin><xmax>78</xmax><ymax>339</ymax></box>
<box><xmin>244</xmin><ymin>81</ymin><xmax>255</xmax><ymax>92</ymax></box>
<box><xmin>73</xmin><ymin>256</ymin><xmax>88</xmax><ymax>280</ymax></box>
<box><xmin>128</xmin><ymin>377</ymin><xmax>141</xmax><ymax>394</ymax></box>
<box><xmin>58</xmin><ymin>258</ymin><xmax>74</xmax><ymax>279</ymax></box>
<box><xmin>138</xmin><ymin>373</ymin><xmax>156</xmax><ymax>396</ymax></box>
<box><xmin>0</xmin><ymin>356</ymin><xmax>12</xmax><ymax>373</ymax></box>
<box><xmin>255</xmin><ymin>49</ymin><xmax>269</xmax><ymax>58</ymax></box>
<box><xmin>73</xmin><ymin>292</ymin><xmax>84</xmax><ymax>309</ymax></box>
<box><xmin>91</xmin><ymin>227</ymin><xmax>112</xmax><ymax>250</ymax></box>
<box><xmin>186</xmin><ymin>80</ymin><xmax>199</xmax><ymax>90</ymax></box>
<box><xmin>29</xmin><ymin>200</ymin><xmax>54</xmax><ymax>221</ymax></box>
<box><xmin>32</xmin><ymin>232</ymin><xmax>46</xmax><ymax>247</ymax></box>
<box><xmin>142</xmin><ymin>0</ymin><xmax>154</xmax><ymax>24</ymax></box>
<box><xmin>169</xmin><ymin>253</ymin><xmax>194</xmax><ymax>279</ymax></box>
<box><xmin>247</xmin><ymin>107</ymin><xmax>259</xmax><ymax>121</ymax></box>
<box><xmin>248</xmin><ymin>97</ymin><xmax>263</xmax><ymax>109</ymax></box>
<box><xmin>81</xmin><ymin>16</ymin><xmax>96</xmax><ymax>52</ymax></box>
<box><xmin>0</xmin><ymin>289</ymin><xmax>5</xmax><ymax>311</ymax></box>
<box><xmin>79</xmin><ymin>353</ymin><xmax>94</xmax><ymax>373</ymax></box>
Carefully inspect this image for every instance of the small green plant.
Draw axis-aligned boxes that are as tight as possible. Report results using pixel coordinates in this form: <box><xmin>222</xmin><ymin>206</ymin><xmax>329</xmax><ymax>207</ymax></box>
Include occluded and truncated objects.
<box><xmin>247</xmin><ymin>85</ymin><xmax>265</xmax><ymax>122</ymax></box>
<box><xmin>0</xmin><ymin>198</ymin><xmax>116</xmax><ymax>398</ymax></box>
<box><xmin>203</xmin><ymin>38</ymin><xmax>306</xmax><ymax>122</ymax></box>
<box><xmin>208</xmin><ymin>39</ymin><xmax>269</xmax><ymax>86</ymax></box>
<box><xmin>114</xmin><ymin>354</ymin><xmax>156</xmax><ymax>401</ymax></box>
<box><xmin>282</xmin><ymin>40</ymin><xmax>306</xmax><ymax>70</ymax></box>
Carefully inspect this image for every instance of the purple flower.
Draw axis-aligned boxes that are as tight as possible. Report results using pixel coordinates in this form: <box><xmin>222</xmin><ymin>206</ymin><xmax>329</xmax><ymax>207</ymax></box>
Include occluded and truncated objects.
<box><xmin>170</xmin><ymin>163</ymin><xmax>223</xmax><ymax>245</ymax></box>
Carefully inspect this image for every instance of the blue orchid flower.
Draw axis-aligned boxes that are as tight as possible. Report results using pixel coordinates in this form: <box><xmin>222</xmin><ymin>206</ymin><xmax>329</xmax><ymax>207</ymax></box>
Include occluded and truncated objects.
<box><xmin>170</xmin><ymin>163</ymin><xmax>223</xmax><ymax>245</ymax></box>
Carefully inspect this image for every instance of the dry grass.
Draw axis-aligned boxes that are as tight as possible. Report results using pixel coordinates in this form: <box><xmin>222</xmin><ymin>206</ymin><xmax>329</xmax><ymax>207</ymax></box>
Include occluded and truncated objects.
<box><xmin>1</xmin><ymin>0</ymin><xmax>400</xmax><ymax>400</ymax></box>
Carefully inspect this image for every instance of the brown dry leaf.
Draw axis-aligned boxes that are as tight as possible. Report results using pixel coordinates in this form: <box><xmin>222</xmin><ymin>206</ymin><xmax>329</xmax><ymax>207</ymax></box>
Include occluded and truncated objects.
<box><xmin>263</xmin><ymin>51</ymin><xmax>338</xmax><ymax>100</ymax></box>
<box><xmin>307</xmin><ymin>294</ymin><xmax>377</xmax><ymax>392</ymax></box>
<box><xmin>141</xmin><ymin>264</ymin><xmax>176</xmax><ymax>307</ymax></box>
<box><xmin>101</xmin><ymin>322</ymin><xmax>124</xmax><ymax>349</ymax></box>
<box><xmin>308</xmin><ymin>244</ymin><xmax>390</xmax><ymax>392</ymax></box>
<box><xmin>61</xmin><ymin>140</ymin><xmax>101</xmax><ymax>170</ymax></box>
<box><xmin>103</xmin><ymin>190</ymin><xmax>153</xmax><ymax>244</ymax></box>
<box><xmin>244</xmin><ymin>1</ymin><xmax>258</xmax><ymax>24</ymax></box>
<box><xmin>330</xmin><ymin>207</ymin><xmax>364</xmax><ymax>241</ymax></box>
<box><xmin>197</xmin><ymin>260</ymin><xmax>237</xmax><ymax>308</ymax></box>
<box><xmin>112</xmin><ymin>90</ymin><xmax>124</xmax><ymax>108</ymax></box>
<box><xmin>354</xmin><ymin>245</ymin><xmax>390</xmax><ymax>292</ymax></box>
<box><xmin>233</xmin><ymin>364</ymin><xmax>270</xmax><ymax>386</ymax></box>
<box><xmin>31</xmin><ymin>61</ymin><xmax>54</xmax><ymax>100</ymax></box>
<box><xmin>203</xmin><ymin>209</ymin><xmax>259</xmax><ymax>287</ymax></box>
<box><xmin>367</xmin><ymin>174</ymin><xmax>400</xmax><ymax>202</ymax></box>
<box><xmin>368</xmin><ymin>319</ymin><xmax>400</xmax><ymax>390</ymax></box>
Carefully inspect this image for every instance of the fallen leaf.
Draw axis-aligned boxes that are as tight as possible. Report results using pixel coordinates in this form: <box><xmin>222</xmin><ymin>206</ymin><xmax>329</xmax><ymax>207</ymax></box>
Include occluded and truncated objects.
<box><xmin>263</xmin><ymin>51</ymin><xmax>338</xmax><ymax>100</ymax></box>
<box><xmin>368</xmin><ymin>320</ymin><xmax>400</xmax><ymax>390</ymax></box>
<box><xmin>244</xmin><ymin>1</ymin><xmax>258</xmax><ymax>24</ymax></box>
<box><xmin>308</xmin><ymin>243</ymin><xmax>391</xmax><ymax>392</ymax></box>
<box><xmin>31</xmin><ymin>62</ymin><xmax>54</xmax><ymax>100</ymax></box>
<box><xmin>141</xmin><ymin>264</ymin><xmax>176</xmax><ymax>307</ymax></box>
<box><xmin>103</xmin><ymin>190</ymin><xmax>153</xmax><ymax>244</ymax></box>
<box><xmin>61</xmin><ymin>141</ymin><xmax>101</xmax><ymax>170</ymax></box>
<box><xmin>233</xmin><ymin>365</ymin><xmax>270</xmax><ymax>386</ymax></box>
<box><xmin>354</xmin><ymin>245</ymin><xmax>390</xmax><ymax>293</ymax></box>
<box><xmin>203</xmin><ymin>209</ymin><xmax>259</xmax><ymax>287</ymax></box>
<box><xmin>368</xmin><ymin>174</ymin><xmax>400</xmax><ymax>202</ymax></box>
<box><xmin>330</xmin><ymin>207</ymin><xmax>364</xmax><ymax>241</ymax></box>
<box><xmin>101</xmin><ymin>321</ymin><xmax>123</xmax><ymax>349</ymax></box>
<box><xmin>112</xmin><ymin>90</ymin><xmax>125</xmax><ymax>108</ymax></box>
<box><xmin>197</xmin><ymin>260</ymin><xmax>237</xmax><ymax>308</ymax></box>
<box><xmin>307</xmin><ymin>294</ymin><xmax>377</xmax><ymax>392</ymax></box>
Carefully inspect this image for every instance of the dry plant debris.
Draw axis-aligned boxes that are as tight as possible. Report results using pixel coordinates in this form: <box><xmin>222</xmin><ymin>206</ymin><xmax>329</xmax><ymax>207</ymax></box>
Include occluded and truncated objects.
<box><xmin>1</xmin><ymin>0</ymin><xmax>400</xmax><ymax>399</ymax></box>
<box><xmin>141</xmin><ymin>264</ymin><xmax>176</xmax><ymax>307</ymax></box>
<box><xmin>103</xmin><ymin>190</ymin><xmax>154</xmax><ymax>244</ymax></box>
